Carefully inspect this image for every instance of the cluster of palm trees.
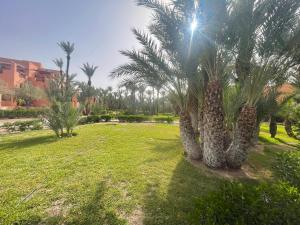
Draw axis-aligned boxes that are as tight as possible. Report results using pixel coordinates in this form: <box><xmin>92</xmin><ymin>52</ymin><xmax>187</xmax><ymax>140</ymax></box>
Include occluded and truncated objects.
<box><xmin>112</xmin><ymin>0</ymin><xmax>300</xmax><ymax>169</ymax></box>
<box><xmin>76</xmin><ymin>82</ymin><xmax>173</xmax><ymax>115</ymax></box>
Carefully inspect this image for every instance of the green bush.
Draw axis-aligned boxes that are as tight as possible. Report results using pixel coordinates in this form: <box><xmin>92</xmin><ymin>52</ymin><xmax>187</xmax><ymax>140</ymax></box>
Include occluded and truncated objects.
<box><xmin>191</xmin><ymin>182</ymin><xmax>300</xmax><ymax>225</ymax></box>
<box><xmin>86</xmin><ymin>115</ymin><xmax>101</xmax><ymax>123</ymax></box>
<box><xmin>100</xmin><ymin>115</ymin><xmax>112</xmax><ymax>122</ymax></box>
<box><xmin>153</xmin><ymin>116</ymin><xmax>174</xmax><ymax>123</ymax></box>
<box><xmin>78</xmin><ymin>114</ymin><xmax>112</xmax><ymax>125</ymax></box>
<box><xmin>274</xmin><ymin>151</ymin><xmax>300</xmax><ymax>188</ymax></box>
<box><xmin>0</xmin><ymin>108</ymin><xmax>46</xmax><ymax>119</ymax></box>
<box><xmin>2</xmin><ymin>120</ymin><xmax>43</xmax><ymax>132</ymax></box>
<box><xmin>117</xmin><ymin>115</ymin><xmax>150</xmax><ymax>123</ymax></box>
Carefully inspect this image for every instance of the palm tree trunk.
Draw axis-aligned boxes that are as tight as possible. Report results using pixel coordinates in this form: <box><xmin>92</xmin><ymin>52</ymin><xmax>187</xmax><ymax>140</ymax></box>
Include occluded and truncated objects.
<box><xmin>251</xmin><ymin>121</ymin><xmax>261</xmax><ymax>146</ymax></box>
<box><xmin>66</xmin><ymin>55</ymin><xmax>70</xmax><ymax>93</ymax></box>
<box><xmin>179</xmin><ymin>111</ymin><xmax>202</xmax><ymax>160</ymax></box>
<box><xmin>187</xmin><ymin>85</ymin><xmax>199</xmax><ymax>139</ymax></box>
<box><xmin>269</xmin><ymin>115</ymin><xmax>277</xmax><ymax>138</ymax></box>
<box><xmin>226</xmin><ymin>105</ymin><xmax>257</xmax><ymax>169</ymax></box>
<box><xmin>198</xmin><ymin>108</ymin><xmax>204</xmax><ymax>150</ymax></box>
<box><xmin>284</xmin><ymin>119</ymin><xmax>295</xmax><ymax>138</ymax></box>
<box><xmin>203</xmin><ymin>80</ymin><xmax>226</xmax><ymax>168</ymax></box>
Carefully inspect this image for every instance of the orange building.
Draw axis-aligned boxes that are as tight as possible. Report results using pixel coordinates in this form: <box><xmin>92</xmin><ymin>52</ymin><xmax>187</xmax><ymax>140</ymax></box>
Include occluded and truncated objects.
<box><xmin>0</xmin><ymin>57</ymin><xmax>58</xmax><ymax>109</ymax></box>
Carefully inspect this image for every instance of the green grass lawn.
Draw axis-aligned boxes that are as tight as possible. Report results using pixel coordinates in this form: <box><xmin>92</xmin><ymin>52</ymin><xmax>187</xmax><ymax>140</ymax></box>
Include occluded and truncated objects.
<box><xmin>0</xmin><ymin>123</ymin><xmax>299</xmax><ymax>225</ymax></box>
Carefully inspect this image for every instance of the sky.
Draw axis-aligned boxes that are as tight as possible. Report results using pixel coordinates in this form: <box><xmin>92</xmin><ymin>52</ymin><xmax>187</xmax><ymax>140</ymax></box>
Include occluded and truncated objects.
<box><xmin>0</xmin><ymin>0</ymin><xmax>160</xmax><ymax>88</ymax></box>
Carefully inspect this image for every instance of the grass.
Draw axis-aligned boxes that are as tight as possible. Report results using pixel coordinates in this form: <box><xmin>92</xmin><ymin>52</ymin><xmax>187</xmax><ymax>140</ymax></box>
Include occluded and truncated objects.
<box><xmin>0</xmin><ymin>123</ymin><xmax>299</xmax><ymax>225</ymax></box>
<box><xmin>259</xmin><ymin>122</ymin><xmax>299</xmax><ymax>146</ymax></box>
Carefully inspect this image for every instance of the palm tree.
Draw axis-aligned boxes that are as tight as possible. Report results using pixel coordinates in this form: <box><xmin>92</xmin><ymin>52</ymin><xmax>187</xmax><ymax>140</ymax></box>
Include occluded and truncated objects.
<box><xmin>224</xmin><ymin>0</ymin><xmax>300</xmax><ymax>168</ymax></box>
<box><xmin>81</xmin><ymin>63</ymin><xmax>98</xmax><ymax>87</ymax></box>
<box><xmin>58</xmin><ymin>41</ymin><xmax>75</xmax><ymax>92</ymax></box>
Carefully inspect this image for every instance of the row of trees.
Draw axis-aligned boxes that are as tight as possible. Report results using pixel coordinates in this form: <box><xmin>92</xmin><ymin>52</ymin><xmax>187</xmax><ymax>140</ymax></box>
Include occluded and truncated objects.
<box><xmin>111</xmin><ymin>0</ymin><xmax>300</xmax><ymax>169</ymax></box>
<box><xmin>76</xmin><ymin>82</ymin><xmax>173</xmax><ymax>115</ymax></box>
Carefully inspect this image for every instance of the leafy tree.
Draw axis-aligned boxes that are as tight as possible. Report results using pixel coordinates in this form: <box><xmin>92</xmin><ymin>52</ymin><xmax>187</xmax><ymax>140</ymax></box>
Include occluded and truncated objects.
<box><xmin>15</xmin><ymin>81</ymin><xmax>45</xmax><ymax>107</ymax></box>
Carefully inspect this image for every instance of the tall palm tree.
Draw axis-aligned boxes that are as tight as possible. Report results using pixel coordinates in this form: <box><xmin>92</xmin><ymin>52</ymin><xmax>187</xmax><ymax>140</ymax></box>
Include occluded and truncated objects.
<box><xmin>58</xmin><ymin>41</ymin><xmax>75</xmax><ymax>91</ymax></box>
<box><xmin>81</xmin><ymin>63</ymin><xmax>98</xmax><ymax>87</ymax></box>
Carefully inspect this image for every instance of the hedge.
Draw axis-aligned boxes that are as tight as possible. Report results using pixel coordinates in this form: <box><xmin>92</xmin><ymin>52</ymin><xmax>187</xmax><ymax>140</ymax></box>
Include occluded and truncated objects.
<box><xmin>0</xmin><ymin>108</ymin><xmax>46</xmax><ymax>119</ymax></box>
<box><xmin>78</xmin><ymin>115</ymin><xmax>113</xmax><ymax>125</ymax></box>
<box><xmin>117</xmin><ymin>115</ymin><xmax>150</xmax><ymax>123</ymax></box>
<box><xmin>2</xmin><ymin>120</ymin><xmax>43</xmax><ymax>132</ymax></box>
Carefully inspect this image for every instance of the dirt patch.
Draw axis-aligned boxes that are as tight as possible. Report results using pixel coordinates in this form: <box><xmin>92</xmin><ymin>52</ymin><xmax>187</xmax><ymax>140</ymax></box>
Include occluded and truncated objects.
<box><xmin>127</xmin><ymin>207</ymin><xmax>144</xmax><ymax>225</ymax></box>
<box><xmin>46</xmin><ymin>199</ymin><xmax>71</xmax><ymax>218</ymax></box>
<box><xmin>188</xmin><ymin>146</ymin><xmax>272</xmax><ymax>180</ymax></box>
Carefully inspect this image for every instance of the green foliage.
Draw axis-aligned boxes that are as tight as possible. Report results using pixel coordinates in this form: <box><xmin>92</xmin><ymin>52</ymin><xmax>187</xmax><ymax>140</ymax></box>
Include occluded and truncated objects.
<box><xmin>100</xmin><ymin>114</ymin><xmax>112</xmax><ymax>122</ymax></box>
<box><xmin>0</xmin><ymin>108</ymin><xmax>46</xmax><ymax>119</ymax></box>
<box><xmin>87</xmin><ymin>115</ymin><xmax>101</xmax><ymax>123</ymax></box>
<box><xmin>117</xmin><ymin>115</ymin><xmax>150</xmax><ymax>123</ymax></box>
<box><xmin>15</xmin><ymin>81</ymin><xmax>46</xmax><ymax>106</ymax></box>
<box><xmin>153</xmin><ymin>115</ymin><xmax>174</xmax><ymax>124</ymax></box>
<box><xmin>274</xmin><ymin>151</ymin><xmax>300</xmax><ymax>188</ymax></box>
<box><xmin>78</xmin><ymin>114</ymin><xmax>112</xmax><ymax>125</ymax></box>
<box><xmin>2</xmin><ymin>120</ymin><xmax>43</xmax><ymax>132</ymax></box>
<box><xmin>60</xmin><ymin>102</ymin><xmax>81</xmax><ymax>136</ymax></box>
<box><xmin>192</xmin><ymin>182</ymin><xmax>300</xmax><ymax>225</ymax></box>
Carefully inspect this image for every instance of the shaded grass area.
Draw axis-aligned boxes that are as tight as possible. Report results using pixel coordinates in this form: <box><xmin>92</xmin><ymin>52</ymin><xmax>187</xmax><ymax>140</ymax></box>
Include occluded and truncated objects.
<box><xmin>0</xmin><ymin>123</ymin><xmax>298</xmax><ymax>225</ymax></box>
<box><xmin>259</xmin><ymin>123</ymin><xmax>299</xmax><ymax>146</ymax></box>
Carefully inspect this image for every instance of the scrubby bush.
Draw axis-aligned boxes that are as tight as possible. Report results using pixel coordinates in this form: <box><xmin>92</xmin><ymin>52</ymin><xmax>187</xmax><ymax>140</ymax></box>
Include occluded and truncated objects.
<box><xmin>117</xmin><ymin>115</ymin><xmax>150</xmax><ymax>123</ymax></box>
<box><xmin>78</xmin><ymin>114</ymin><xmax>113</xmax><ymax>125</ymax></box>
<box><xmin>274</xmin><ymin>151</ymin><xmax>300</xmax><ymax>188</ymax></box>
<box><xmin>191</xmin><ymin>182</ymin><xmax>300</xmax><ymax>225</ymax></box>
<box><xmin>153</xmin><ymin>116</ymin><xmax>174</xmax><ymax>123</ymax></box>
<box><xmin>0</xmin><ymin>108</ymin><xmax>46</xmax><ymax>119</ymax></box>
<box><xmin>100</xmin><ymin>114</ymin><xmax>112</xmax><ymax>122</ymax></box>
<box><xmin>86</xmin><ymin>115</ymin><xmax>101</xmax><ymax>123</ymax></box>
<box><xmin>2</xmin><ymin>120</ymin><xmax>43</xmax><ymax>132</ymax></box>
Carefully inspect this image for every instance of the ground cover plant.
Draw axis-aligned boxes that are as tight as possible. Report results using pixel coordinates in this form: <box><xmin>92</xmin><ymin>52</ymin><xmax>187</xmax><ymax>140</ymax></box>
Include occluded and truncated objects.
<box><xmin>0</xmin><ymin>123</ymin><xmax>299</xmax><ymax>225</ymax></box>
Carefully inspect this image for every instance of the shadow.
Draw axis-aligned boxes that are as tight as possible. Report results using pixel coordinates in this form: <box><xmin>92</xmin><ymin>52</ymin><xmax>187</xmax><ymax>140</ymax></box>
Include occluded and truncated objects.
<box><xmin>0</xmin><ymin>135</ymin><xmax>58</xmax><ymax>151</ymax></box>
<box><xmin>142</xmin><ymin>159</ymin><xmax>224</xmax><ymax>225</ymax></box>
<box><xmin>258</xmin><ymin>136</ymin><xmax>275</xmax><ymax>145</ymax></box>
<box><xmin>65</xmin><ymin>182</ymin><xmax>126</xmax><ymax>225</ymax></box>
<box><xmin>274</xmin><ymin>138</ymin><xmax>299</xmax><ymax>147</ymax></box>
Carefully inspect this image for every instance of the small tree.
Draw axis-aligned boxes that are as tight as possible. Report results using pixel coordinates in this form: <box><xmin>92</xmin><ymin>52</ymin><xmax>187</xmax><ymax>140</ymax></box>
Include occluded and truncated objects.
<box><xmin>44</xmin><ymin>41</ymin><xmax>80</xmax><ymax>137</ymax></box>
<box><xmin>15</xmin><ymin>81</ymin><xmax>45</xmax><ymax>107</ymax></box>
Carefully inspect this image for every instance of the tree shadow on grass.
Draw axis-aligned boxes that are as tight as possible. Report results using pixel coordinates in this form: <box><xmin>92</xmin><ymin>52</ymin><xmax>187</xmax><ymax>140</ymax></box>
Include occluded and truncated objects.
<box><xmin>274</xmin><ymin>138</ymin><xmax>299</xmax><ymax>148</ymax></box>
<box><xmin>65</xmin><ymin>182</ymin><xmax>126</xmax><ymax>225</ymax></box>
<box><xmin>0</xmin><ymin>135</ymin><xmax>57</xmax><ymax>151</ymax></box>
<box><xmin>142</xmin><ymin>159</ymin><xmax>224</xmax><ymax>225</ymax></box>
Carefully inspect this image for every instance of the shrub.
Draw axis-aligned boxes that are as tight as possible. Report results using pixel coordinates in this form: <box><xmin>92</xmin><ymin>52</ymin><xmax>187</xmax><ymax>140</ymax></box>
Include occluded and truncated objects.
<box><xmin>153</xmin><ymin>116</ymin><xmax>174</xmax><ymax>124</ymax></box>
<box><xmin>117</xmin><ymin>115</ymin><xmax>150</xmax><ymax>123</ymax></box>
<box><xmin>78</xmin><ymin>116</ymin><xmax>88</xmax><ymax>125</ymax></box>
<box><xmin>2</xmin><ymin>120</ymin><xmax>43</xmax><ymax>132</ymax></box>
<box><xmin>86</xmin><ymin>115</ymin><xmax>101</xmax><ymax>123</ymax></box>
<box><xmin>191</xmin><ymin>182</ymin><xmax>300</xmax><ymax>225</ymax></box>
<box><xmin>100</xmin><ymin>114</ymin><xmax>112</xmax><ymax>122</ymax></box>
<box><xmin>273</xmin><ymin>151</ymin><xmax>300</xmax><ymax>188</ymax></box>
<box><xmin>0</xmin><ymin>108</ymin><xmax>46</xmax><ymax>119</ymax></box>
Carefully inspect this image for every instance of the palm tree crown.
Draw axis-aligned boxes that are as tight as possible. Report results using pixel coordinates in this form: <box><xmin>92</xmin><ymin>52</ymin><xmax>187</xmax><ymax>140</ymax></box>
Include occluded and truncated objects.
<box><xmin>81</xmin><ymin>63</ymin><xmax>98</xmax><ymax>86</ymax></box>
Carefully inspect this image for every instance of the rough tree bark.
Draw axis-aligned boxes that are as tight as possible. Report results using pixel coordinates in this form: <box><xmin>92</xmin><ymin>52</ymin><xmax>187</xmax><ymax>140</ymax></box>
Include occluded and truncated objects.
<box><xmin>284</xmin><ymin>119</ymin><xmax>295</xmax><ymax>138</ymax></box>
<box><xmin>269</xmin><ymin>115</ymin><xmax>277</xmax><ymax>138</ymax></box>
<box><xmin>226</xmin><ymin>105</ymin><xmax>257</xmax><ymax>169</ymax></box>
<box><xmin>179</xmin><ymin>111</ymin><xmax>202</xmax><ymax>160</ymax></box>
<box><xmin>203</xmin><ymin>80</ymin><xmax>226</xmax><ymax>168</ymax></box>
<box><xmin>187</xmin><ymin>84</ymin><xmax>200</xmax><ymax>140</ymax></box>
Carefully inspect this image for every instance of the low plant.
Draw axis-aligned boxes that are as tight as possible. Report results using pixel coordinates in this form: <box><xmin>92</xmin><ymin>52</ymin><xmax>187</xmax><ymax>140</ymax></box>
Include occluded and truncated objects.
<box><xmin>0</xmin><ymin>108</ymin><xmax>46</xmax><ymax>119</ymax></box>
<box><xmin>117</xmin><ymin>115</ymin><xmax>150</xmax><ymax>123</ymax></box>
<box><xmin>100</xmin><ymin>114</ymin><xmax>112</xmax><ymax>122</ymax></box>
<box><xmin>273</xmin><ymin>151</ymin><xmax>300</xmax><ymax>188</ymax></box>
<box><xmin>153</xmin><ymin>116</ymin><xmax>174</xmax><ymax>124</ymax></box>
<box><xmin>191</xmin><ymin>182</ymin><xmax>300</xmax><ymax>225</ymax></box>
<box><xmin>2</xmin><ymin>120</ymin><xmax>43</xmax><ymax>132</ymax></box>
